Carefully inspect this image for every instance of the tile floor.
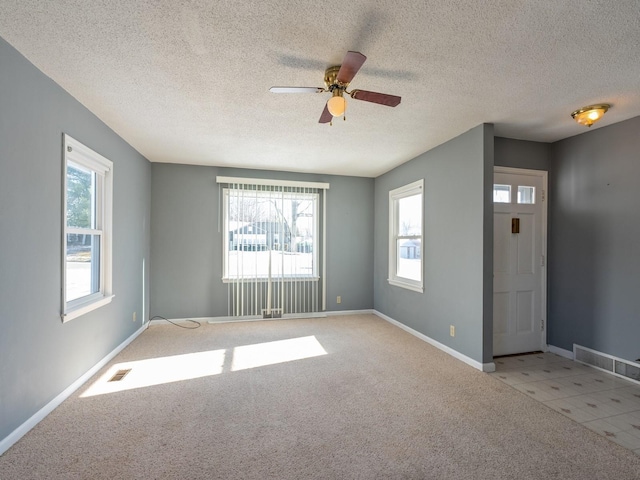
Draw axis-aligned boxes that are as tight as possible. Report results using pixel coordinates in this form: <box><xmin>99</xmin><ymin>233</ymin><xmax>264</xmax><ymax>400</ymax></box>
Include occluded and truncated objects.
<box><xmin>490</xmin><ymin>352</ymin><xmax>640</xmax><ymax>455</ymax></box>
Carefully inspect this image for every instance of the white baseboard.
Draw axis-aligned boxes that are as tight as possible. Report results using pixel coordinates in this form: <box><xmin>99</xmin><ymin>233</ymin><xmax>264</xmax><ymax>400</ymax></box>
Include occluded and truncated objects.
<box><xmin>0</xmin><ymin>324</ymin><xmax>147</xmax><ymax>457</ymax></box>
<box><xmin>151</xmin><ymin>315</ymin><xmax>259</xmax><ymax>325</ymax></box>
<box><xmin>150</xmin><ymin>315</ymin><xmax>267</xmax><ymax>325</ymax></box>
<box><xmin>207</xmin><ymin>312</ymin><xmax>328</xmax><ymax>324</ymax></box>
<box><xmin>149</xmin><ymin>310</ymin><xmax>375</xmax><ymax>326</ymax></box>
<box><xmin>373</xmin><ymin>310</ymin><xmax>495</xmax><ymax>373</ymax></box>
<box><xmin>547</xmin><ymin>344</ymin><xmax>574</xmax><ymax>360</ymax></box>
<box><xmin>326</xmin><ymin>309</ymin><xmax>374</xmax><ymax>316</ymax></box>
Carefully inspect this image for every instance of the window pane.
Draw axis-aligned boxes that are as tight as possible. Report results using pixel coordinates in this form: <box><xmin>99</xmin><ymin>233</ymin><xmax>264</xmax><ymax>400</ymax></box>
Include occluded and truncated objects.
<box><xmin>397</xmin><ymin>239</ymin><xmax>421</xmax><ymax>281</ymax></box>
<box><xmin>227</xmin><ymin>249</ymin><xmax>314</xmax><ymax>279</ymax></box>
<box><xmin>398</xmin><ymin>194</ymin><xmax>421</xmax><ymax>235</ymax></box>
<box><xmin>67</xmin><ymin>164</ymin><xmax>96</xmax><ymax>229</ymax></box>
<box><xmin>517</xmin><ymin>186</ymin><xmax>535</xmax><ymax>204</ymax></box>
<box><xmin>66</xmin><ymin>234</ymin><xmax>100</xmax><ymax>301</ymax></box>
<box><xmin>493</xmin><ymin>184</ymin><xmax>511</xmax><ymax>203</ymax></box>
<box><xmin>226</xmin><ymin>190</ymin><xmax>317</xmax><ymax>278</ymax></box>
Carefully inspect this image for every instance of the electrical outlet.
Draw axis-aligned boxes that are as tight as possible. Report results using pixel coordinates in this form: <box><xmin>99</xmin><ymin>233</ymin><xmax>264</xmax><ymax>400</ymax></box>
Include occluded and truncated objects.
<box><xmin>133</xmin><ymin>311</ymin><xmax>137</xmax><ymax>323</ymax></box>
<box><xmin>336</xmin><ymin>296</ymin><xmax>342</xmax><ymax>304</ymax></box>
<box><xmin>450</xmin><ymin>325</ymin><xmax>455</xmax><ymax>337</ymax></box>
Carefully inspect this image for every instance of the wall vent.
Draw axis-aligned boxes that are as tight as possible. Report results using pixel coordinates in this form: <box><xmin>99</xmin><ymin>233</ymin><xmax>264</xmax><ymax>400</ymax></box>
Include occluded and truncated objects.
<box><xmin>574</xmin><ymin>344</ymin><xmax>640</xmax><ymax>385</ymax></box>
<box><xmin>108</xmin><ymin>369</ymin><xmax>131</xmax><ymax>382</ymax></box>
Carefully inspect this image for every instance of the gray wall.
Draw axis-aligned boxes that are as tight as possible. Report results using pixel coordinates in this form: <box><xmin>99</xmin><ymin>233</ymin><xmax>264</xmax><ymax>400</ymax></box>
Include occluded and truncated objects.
<box><xmin>0</xmin><ymin>37</ymin><xmax>151</xmax><ymax>443</ymax></box>
<box><xmin>373</xmin><ymin>124</ymin><xmax>494</xmax><ymax>364</ymax></box>
<box><xmin>548</xmin><ymin>116</ymin><xmax>640</xmax><ymax>362</ymax></box>
<box><xmin>495</xmin><ymin>137</ymin><xmax>551</xmax><ymax>171</ymax></box>
<box><xmin>150</xmin><ymin>164</ymin><xmax>374</xmax><ymax>318</ymax></box>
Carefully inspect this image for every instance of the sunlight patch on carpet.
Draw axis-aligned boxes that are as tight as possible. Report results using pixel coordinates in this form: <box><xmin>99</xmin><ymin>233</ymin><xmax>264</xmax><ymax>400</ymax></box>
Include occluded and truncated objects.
<box><xmin>81</xmin><ymin>336</ymin><xmax>327</xmax><ymax>397</ymax></box>
<box><xmin>81</xmin><ymin>349</ymin><xmax>227</xmax><ymax>397</ymax></box>
<box><xmin>231</xmin><ymin>335</ymin><xmax>327</xmax><ymax>371</ymax></box>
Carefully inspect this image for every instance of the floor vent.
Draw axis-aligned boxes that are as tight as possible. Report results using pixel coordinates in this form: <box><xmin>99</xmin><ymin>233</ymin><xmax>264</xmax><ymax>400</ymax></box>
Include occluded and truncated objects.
<box><xmin>574</xmin><ymin>344</ymin><xmax>640</xmax><ymax>385</ymax></box>
<box><xmin>262</xmin><ymin>308</ymin><xmax>282</xmax><ymax>319</ymax></box>
<box><xmin>108</xmin><ymin>369</ymin><xmax>131</xmax><ymax>382</ymax></box>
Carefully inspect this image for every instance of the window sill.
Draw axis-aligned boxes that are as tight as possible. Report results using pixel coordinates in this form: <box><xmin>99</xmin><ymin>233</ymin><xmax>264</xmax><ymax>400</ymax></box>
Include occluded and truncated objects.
<box><xmin>222</xmin><ymin>276</ymin><xmax>319</xmax><ymax>284</ymax></box>
<box><xmin>62</xmin><ymin>294</ymin><xmax>114</xmax><ymax>323</ymax></box>
<box><xmin>388</xmin><ymin>278</ymin><xmax>423</xmax><ymax>293</ymax></box>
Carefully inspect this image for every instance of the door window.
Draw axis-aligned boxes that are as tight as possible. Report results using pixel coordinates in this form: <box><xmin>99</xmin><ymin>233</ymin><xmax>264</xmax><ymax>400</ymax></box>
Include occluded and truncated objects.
<box><xmin>493</xmin><ymin>184</ymin><xmax>511</xmax><ymax>203</ymax></box>
<box><xmin>517</xmin><ymin>186</ymin><xmax>535</xmax><ymax>204</ymax></box>
<box><xmin>494</xmin><ymin>184</ymin><xmax>536</xmax><ymax>204</ymax></box>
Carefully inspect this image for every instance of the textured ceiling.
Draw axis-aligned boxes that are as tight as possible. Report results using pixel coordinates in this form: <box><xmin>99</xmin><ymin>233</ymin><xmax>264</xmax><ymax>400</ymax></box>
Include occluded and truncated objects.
<box><xmin>1</xmin><ymin>1</ymin><xmax>639</xmax><ymax>177</ymax></box>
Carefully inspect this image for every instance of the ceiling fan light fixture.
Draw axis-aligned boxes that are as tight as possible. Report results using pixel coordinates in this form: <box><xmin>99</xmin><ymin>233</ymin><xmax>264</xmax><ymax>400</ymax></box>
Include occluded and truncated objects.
<box><xmin>269</xmin><ymin>51</ymin><xmax>401</xmax><ymax>124</ymax></box>
<box><xmin>571</xmin><ymin>104</ymin><xmax>610</xmax><ymax>127</ymax></box>
<box><xmin>327</xmin><ymin>94</ymin><xmax>346</xmax><ymax>117</ymax></box>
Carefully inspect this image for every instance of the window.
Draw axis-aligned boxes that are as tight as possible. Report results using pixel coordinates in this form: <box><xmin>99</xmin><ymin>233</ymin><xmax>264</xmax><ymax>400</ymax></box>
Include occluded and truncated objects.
<box><xmin>389</xmin><ymin>179</ymin><xmax>423</xmax><ymax>292</ymax></box>
<box><xmin>62</xmin><ymin>134</ymin><xmax>113</xmax><ymax>322</ymax></box>
<box><xmin>517</xmin><ymin>186</ymin><xmax>535</xmax><ymax>204</ymax></box>
<box><xmin>493</xmin><ymin>184</ymin><xmax>511</xmax><ymax>203</ymax></box>
<box><xmin>217</xmin><ymin>177</ymin><xmax>329</xmax><ymax>317</ymax></box>
<box><xmin>222</xmin><ymin>185</ymin><xmax>319</xmax><ymax>280</ymax></box>
<box><xmin>493</xmin><ymin>184</ymin><xmax>536</xmax><ymax>204</ymax></box>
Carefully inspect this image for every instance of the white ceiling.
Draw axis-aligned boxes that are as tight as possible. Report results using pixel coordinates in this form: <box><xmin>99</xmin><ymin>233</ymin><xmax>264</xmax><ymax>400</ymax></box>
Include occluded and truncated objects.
<box><xmin>1</xmin><ymin>1</ymin><xmax>639</xmax><ymax>177</ymax></box>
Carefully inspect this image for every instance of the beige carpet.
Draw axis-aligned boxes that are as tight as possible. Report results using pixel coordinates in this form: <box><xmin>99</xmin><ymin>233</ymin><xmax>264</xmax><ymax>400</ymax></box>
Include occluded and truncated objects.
<box><xmin>1</xmin><ymin>314</ymin><xmax>639</xmax><ymax>479</ymax></box>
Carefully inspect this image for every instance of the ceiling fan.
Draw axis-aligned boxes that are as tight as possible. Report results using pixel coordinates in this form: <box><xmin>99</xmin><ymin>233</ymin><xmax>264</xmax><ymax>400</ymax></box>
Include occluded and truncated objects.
<box><xmin>270</xmin><ymin>51</ymin><xmax>401</xmax><ymax>125</ymax></box>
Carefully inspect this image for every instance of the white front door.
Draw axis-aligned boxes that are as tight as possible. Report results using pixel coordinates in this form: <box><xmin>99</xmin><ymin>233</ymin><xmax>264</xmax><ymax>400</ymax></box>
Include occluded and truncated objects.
<box><xmin>493</xmin><ymin>168</ymin><xmax>547</xmax><ymax>357</ymax></box>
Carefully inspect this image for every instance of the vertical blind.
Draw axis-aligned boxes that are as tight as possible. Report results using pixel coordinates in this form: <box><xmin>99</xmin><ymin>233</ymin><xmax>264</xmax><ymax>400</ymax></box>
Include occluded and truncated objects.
<box><xmin>217</xmin><ymin>177</ymin><xmax>329</xmax><ymax>317</ymax></box>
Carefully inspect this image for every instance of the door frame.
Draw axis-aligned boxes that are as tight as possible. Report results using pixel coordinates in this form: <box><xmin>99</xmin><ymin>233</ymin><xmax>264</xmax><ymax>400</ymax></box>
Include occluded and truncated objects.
<box><xmin>493</xmin><ymin>166</ymin><xmax>548</xmax><ymax>355</ymax></box>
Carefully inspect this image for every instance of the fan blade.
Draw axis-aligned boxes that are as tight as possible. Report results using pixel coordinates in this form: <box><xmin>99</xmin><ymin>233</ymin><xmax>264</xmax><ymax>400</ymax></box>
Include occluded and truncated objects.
<box><xmin>319</xmin><ymin>104</ymin><xmax>332</xmax><ymax>124</ymax></box>
<box><xmin>350</xmin><ymin>89</ymin><xmax>401</xmax><ymax>107</ymax></box>
<box><xmin>336</xmin><ymin>51</ymin><xmax>366</xmax><ymax>84</ymax></box>
<box><xmin>270</xmin><ymin>87</ymin><xmax>324</xmax><ymax>93</ymax></box>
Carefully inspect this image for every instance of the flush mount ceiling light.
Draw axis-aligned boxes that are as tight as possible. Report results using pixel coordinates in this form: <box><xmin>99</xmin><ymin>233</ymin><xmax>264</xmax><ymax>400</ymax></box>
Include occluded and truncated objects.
<box><xmin>571</xmin><ymin>104</ymin><xmax>610</xmax><ymax>127</ymax></box>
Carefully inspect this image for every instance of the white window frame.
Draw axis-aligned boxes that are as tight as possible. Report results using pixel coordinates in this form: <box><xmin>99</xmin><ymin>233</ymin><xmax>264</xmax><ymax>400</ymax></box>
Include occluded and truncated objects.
<box><xmin>388</xmin><ymin>179</ymin><xmax>424</xmax><ymax>293</ymax></box>
<box><xmin>62</xmin><ymin>134</ymin><xmax>113</xmax><ymax>322</ymax></box>
<box><xmin>221</xmin><ymin>186</ymin><xmax>320</xmax><ymax>282</ymax></box>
